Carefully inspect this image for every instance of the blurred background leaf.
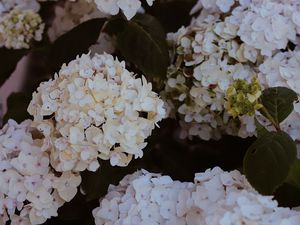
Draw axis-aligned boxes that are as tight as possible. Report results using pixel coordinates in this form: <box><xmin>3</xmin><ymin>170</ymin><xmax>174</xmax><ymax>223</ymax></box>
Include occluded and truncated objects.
<box><xmin>275</xmin><ymin>182</ymin><xmax>300</xmax><ymax>208</ymax></box>
<box><xmin>0</xmin><ymin>48</ymin><xmax>28</xmax><ymax>87</ymax></box>
<box><xmin>143</xmin><ymin>0</ymin><xmax>197</xmax><ymax>32</ymax></box>
<box><xmin>3</xmin><ymin>92</ymin><xmax>32</xmax><ymax>124</ymax></box>
<box><xmin>286</xmin><ymin>160</ymin><xmax>300</xmax><ymax>189</ymax></box>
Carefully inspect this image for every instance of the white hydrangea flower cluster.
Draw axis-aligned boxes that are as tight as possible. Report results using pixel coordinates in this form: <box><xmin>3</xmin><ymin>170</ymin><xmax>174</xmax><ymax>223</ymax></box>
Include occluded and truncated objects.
<box><xmin>94</xmin><ymin>0</ymin><xmax>155</xmax><ymax>20</ymax></box>
<box><xmin>0</xmin><ymin>119</ymin><xmax>81</xmax><ymax>225</ymax></box>
<box><xmin>191</xmin><ymin>0</ymin><xmax>300</xmax><ymax>56</ymax></box>
<box><xmin>28</xmin><ymin>53</ymin><xmax>166</xmax><ymax>172</ymax></box>
<box><xmin>163</xmin><ymin>13</ymin><xmax>259</xmax><ymax>140</ymax></box>
<box><xmin>227</xmin><ymin>0</ymin><xmax>300</xmax><ymax>57</ymax></box>
<box><xmin>48</xmin><ymin>0</ymin><xmax>115</xmax><ymax>54</ymax></box>
<box><xmin>0</xmin><ymin>7</ymin><xmax>44</xmax><ymax>49</ymax></box>
<box><xmin>93</xmin><ymin>167</ymin><xmax>300</xmax><ymax>225</ymax></box>
<box><xmin>163</xmin><ymin>0</ymin><xmax>300</xmax><ymax>141</ymax></box>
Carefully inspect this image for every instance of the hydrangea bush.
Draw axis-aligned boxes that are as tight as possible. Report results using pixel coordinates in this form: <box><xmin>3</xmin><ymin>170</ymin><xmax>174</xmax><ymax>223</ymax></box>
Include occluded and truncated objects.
<box><xmin>0</xmin><ymin>0</ymin><xmax>300</xmax><ymax>225</ymax></box>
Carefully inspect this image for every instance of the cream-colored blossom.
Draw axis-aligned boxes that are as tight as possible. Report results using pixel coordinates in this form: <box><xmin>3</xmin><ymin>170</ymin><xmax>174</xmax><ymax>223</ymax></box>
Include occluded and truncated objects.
<box><xmin>28</xmin><ymin>53</ymin><xmax>166</xmax><ymax>172</ymax></box>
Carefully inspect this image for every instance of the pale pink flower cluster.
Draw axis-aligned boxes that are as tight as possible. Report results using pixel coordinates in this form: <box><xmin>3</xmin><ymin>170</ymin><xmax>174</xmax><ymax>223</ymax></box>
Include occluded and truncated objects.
<box><xmin>28</xmin><ymin>53</ymin><xmax>165</xmax><ymax>172</ymax></box>
<box><xmin>0</xmin><ymin>119</ymin><xmax>81</xmax><ymax>225</ymax></box>
<box><xmin>93</xmin><ymin>167</ymin><xmax>300</xmax><ymax>225</ymax></box>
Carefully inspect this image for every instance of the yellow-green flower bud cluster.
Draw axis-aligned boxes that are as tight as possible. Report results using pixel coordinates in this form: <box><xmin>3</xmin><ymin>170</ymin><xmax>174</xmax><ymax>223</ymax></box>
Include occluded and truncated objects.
<box><xmin>225</xmin><ymin>77</ymin><xmax>263</xmax><ymax>118</ymax></box>
<box><xmin>0</xmin><ymin>8</ymin><xmax>44</xmax><ymax>49</ymax></box>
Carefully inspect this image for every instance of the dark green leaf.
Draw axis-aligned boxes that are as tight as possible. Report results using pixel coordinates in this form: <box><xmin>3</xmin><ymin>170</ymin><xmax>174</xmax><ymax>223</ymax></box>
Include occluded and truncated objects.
<box><xmin>144</xmin><ymin>0</ymin><xmax>197</xmax><ymax>32</ymax></box>
<box><xmin>286</xmin><ymin>160</ymin><xmax>300</xmax><ymax>189</ymax></box>
<box><xmin>244</xmin><ymin>131</ymin><xmax>297</xmax><ymax>195</ymax></box>
<box><xmin>274</xmin><ymin>182</ymin><xmax>300</xmax><ymax>207</ymax></box>
<box><xmin>0</xmin><ymin>48</ymin><xmax>28</xmax><ymax>87</ymax></box>
<box><xmin>260</xmin><ymin>87</ymin><xmax>298</xmax><ymax>125</ymax></box>
<box><xmin>116</xmin><ymin>14</ymin><xmax>170</xmax><ymax>78</ymax></box>
<box><xmin>104</xmin><ymin>17</ymin><xmax>126</xmax><ymax>35</ymax></box>
<box><xmin>255</xmin><ymin>118</ymin><xmax>268</xmax><ymax>138</ymax></box>
<box><xmin>48</xmin><ymin>18</ymin><xmax>106</xmax><ymax>73</ymax></box>
<box><xmin>3</xmin><ymin>92</ymin><xmax>32</xmax><ymax>124</ymax></box>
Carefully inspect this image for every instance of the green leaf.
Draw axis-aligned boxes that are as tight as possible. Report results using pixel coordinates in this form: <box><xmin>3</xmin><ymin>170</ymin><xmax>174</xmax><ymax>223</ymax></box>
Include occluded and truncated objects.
<box><xmin>3</xmin><ymin>92</ymin><xmax>32</xmax><ymax>124</ymax></box>
<box><xmin>47</xmin><ymin>18</ymin><xmax>106</xmax><ymax>73</ymax></box>
<box><xmin>286</xmin><ymin>160</ymin><xmax>300</xmax><ymax>189</ymax></box>
<box><xmin>116</xmin><ymin>14</ymin><xmax>170</xmax><ymax>78</ymax></box>
<box><xmin>255</xmin><ymin>118</ymin><xmax>268</xmax><ymax>138</ymax></box>
<box><xmin>104</xmin><ymin>17</ymin><xmax>126</xmax><ymax>35</ymax></box>
<box><xmin>244</xmin><ymin>131</ymin><xmax>297</xmax><ymax>195</ymax></box>
<box><xmin>274</xmin><ymin>182</ymin><xmax>300</xmax><ymax>207</ymax></box>
<box><xmin>259</xmin><ymin>87</ymin><xmax>298</xmax><ymax>126</ymax></box>
<box><xmin>0</xmin><ymin>48</ymin><xmax>28</xmax><ymax>87</ymax></box>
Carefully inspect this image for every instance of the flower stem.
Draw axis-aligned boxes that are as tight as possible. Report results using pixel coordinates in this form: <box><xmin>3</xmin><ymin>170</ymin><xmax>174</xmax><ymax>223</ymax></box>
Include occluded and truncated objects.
<box><xmin>260</xmin><ymin>106</ymin><xmax>281</xmax><ymax>131</ymax></box>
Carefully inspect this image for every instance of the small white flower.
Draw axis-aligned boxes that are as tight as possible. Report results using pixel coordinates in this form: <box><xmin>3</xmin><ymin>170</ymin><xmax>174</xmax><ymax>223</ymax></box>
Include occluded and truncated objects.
<box><xmin>27</xmin><ymin>187</ymin><xmax>53</xmax><ymax>210</ymax></box>
<box><xmin>93</xmin><ymin>0</ymin><xmax>156</xmax><ymax>20</ymax></box>
<box><xmin>54</xmin><ymin>172</ymin><xmax>81</xmax><ymax>202</ymax></box>
<box><xmin>216</xmin><ymin>0</ymin><xmax>234</xmax><ymax>12</ymax></box>
<box><xmin>117</xmin><ymin>0</ymin><xmax>141</xmax><ymax>20</ymax></box>
<box><xmin>94</xmin><ymin>0</ymin><xmax>119</xmax><ymax>16</ymax></box>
